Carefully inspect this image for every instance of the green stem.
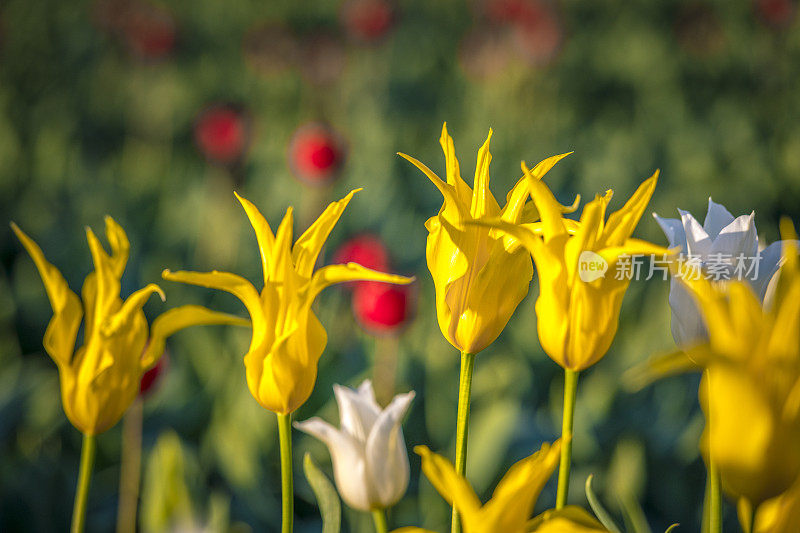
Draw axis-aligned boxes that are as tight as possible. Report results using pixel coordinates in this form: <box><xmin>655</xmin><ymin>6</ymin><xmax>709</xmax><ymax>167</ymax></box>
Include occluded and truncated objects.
<box><xmin>278</xmin><ymin>413</ymin><xmax>294</xmax><ymax>533</ymax></box>
<box><xmin>71</xmin><ymin>433</ymin><xmax>96</xmax><ymax>533</ymax></box>
<box><xmin>371</xmin><ymin>508</ymin><xmax>388</xmax><ymax>533</ymax></box>
<box><xmin>707</xmin><ymin>459</ymin><xmax>721</xmax><ymax>533</ymax></box>
<box><xmin>451</xmin><ymin>351</ymin><xmax>476</xmax><ymax>533</ymax></box>
<box><xmin>556</xmin><ymin>369</ymin><xmax>579</xmax><ymax>509</ymax></box>
<box><xmin>116</xmin><ymin>398</ymin><xmax>143</xmax><ymax>533</ymax></box>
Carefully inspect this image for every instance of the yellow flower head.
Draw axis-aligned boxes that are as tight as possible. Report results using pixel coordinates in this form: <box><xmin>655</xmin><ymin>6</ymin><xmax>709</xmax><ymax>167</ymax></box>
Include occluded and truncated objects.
<box><xmin>680</xmin><ymin>219</ymin><xmax>800</xmax><ymax>505</ymax></box>
<box><xmin>479</xmin><ymin>164</ymin><xmax>664</xmax><ymax>371</ymax></box>
<box><xmin>407</xmin><ymin>441</ymin><xmax>606</xmax><ymax>533</ymax></box>
<box><xmin>11</xmin><ymin>218</ymin><xmax>247</xmax><ymax>435</ymax></box>
<box><xmin>398</xmin><ymin>123</ymin><xmax>577</xmax><ymax>354</ymax></box>
<box><xmin>163</xmin><ymin>190</ymin><xmax>413</xmax><ymax>415</ymax></box>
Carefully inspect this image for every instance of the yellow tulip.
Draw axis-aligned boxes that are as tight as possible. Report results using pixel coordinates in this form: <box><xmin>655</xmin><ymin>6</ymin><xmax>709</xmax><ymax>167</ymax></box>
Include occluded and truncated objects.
<box><xmin>750</xmin><ymin>476</ymin><xmax>800</xmax><ymax>533</ymax></box>
<box><xmin>679</xmin><ymin>219</ymin><xmax>800</xmax><ymax>507</ymax></box>
<box><xmin>11</xmin><ymin>218</ymin><xmax>247</xmax><ymax>436</ymax></box>
<box><xmin>398</xmin><ymin>123</ymin><xmax>577</xmax><ymax>355</ymax></box>
<box><xmin>405</xmin><ymin>441</ymin><xmax>606</xmax><ymax>533</ymax></box>
<box><xmin>478</xmin><ymin>163</ymin><xmax>665</xmax><ymax>371</ymax></box>
<box><xmin>162</xmin><ymin>190</ymin><xmax>413</xmax><ymax>415</ymax></box>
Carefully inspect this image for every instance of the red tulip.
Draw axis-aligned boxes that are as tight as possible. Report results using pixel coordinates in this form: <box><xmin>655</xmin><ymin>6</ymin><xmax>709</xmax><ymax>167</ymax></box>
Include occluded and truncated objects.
<box><xmin>353</xmin><ymin>281</ymin><xmax>412</xmax><ymax>334</ymax></box>
<box><xmin>194</xmin><ymin>106</ymin><xmax>249</xmax><ymax>165</ymax></box>
<box><xmin>341</xmin><ymin>0</ymin><xmax>395</xmax><ymax>43</ymax></box>
<box><xmin>333</xmin><ymin>234</ymin><xmax>391</xmax><ymax>274</ymax></box>
<box><xmin>288</xmin><ymin>123</ymin><xmax>346</xmax><ymax>184</ymax></box>
<box><xmin>756</xmin><ymin>0</ymin><xmax>796</xmax><ymax>28</ymax></box>
<box><xmin>123</xmin><ymin>2</ymin><xmax>176</xmax><ymax>59</ymax></box>
<box><xmin>140</xmin><ymin>352</ymin><xmax>168</xmax><ymax>396</ymax></box>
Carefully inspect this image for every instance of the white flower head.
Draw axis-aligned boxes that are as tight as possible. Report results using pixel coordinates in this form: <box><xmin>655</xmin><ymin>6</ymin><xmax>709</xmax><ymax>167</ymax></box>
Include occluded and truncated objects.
<box><xmin>294</xmin><ymin>380</ymin><xmax>415</xmax><ymax>512</ymax></box>
<box><xmin>654</xmin><ymin>197</ymin><xmax>791</xmax><ymax>347</ymax></box>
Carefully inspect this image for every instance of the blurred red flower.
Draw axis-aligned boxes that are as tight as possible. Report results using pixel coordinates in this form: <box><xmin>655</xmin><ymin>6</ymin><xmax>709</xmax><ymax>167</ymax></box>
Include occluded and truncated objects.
<box><xmin>341</xmin><ymin>0</ymin><xmax>395</xmax><ymax>43</ymax></box>
<box><xmin>140</xmin><ymin>352</ymin><xmax>168</xmax><ymax>396</ymax></box>
<box><xmin>288</xmin><ymin>123</ymin><xmax>346</xmax><ymax>184</ymax></box>
<box><xmin>353</xmin><ymin>281</ymin><xmax>412</xmax><ymax>334</ymax></box>
<box><xmin>194</xmin><ymin>106</ymin><xmax>249</xmax><ymax>165</ymax></box>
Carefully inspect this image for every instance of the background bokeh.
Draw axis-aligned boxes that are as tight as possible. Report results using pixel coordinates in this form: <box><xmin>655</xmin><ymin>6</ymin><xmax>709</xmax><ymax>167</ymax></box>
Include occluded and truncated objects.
<box><xmin>2</xmin><ymin>0</ymin><xmax>800</xmax><ymax>531</ymax></box>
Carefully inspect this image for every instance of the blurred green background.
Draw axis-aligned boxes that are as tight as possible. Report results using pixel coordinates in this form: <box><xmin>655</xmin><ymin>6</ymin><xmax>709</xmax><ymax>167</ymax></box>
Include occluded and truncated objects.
<box><xmin>1</xmin><ymin>0</ymin><xmax>799</xmax><ymax>531</ymax></box>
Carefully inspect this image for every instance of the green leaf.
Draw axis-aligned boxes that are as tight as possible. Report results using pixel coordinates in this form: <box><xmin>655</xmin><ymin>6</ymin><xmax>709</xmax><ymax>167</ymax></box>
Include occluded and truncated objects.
<box><xmin>585</xmin><ymin>474</ymin><xmax>622</xmax><ymax>533</ymax></box>
<box><xmin>303</xmin><ymin>452</ymin><xmax>341</xmax><ymax>533</ymax></box>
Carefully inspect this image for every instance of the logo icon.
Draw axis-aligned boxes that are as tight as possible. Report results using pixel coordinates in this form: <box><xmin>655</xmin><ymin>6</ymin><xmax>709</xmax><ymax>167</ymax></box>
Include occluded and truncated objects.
<box><xmin>578</xmin><ymin>251</ymin><xmax>608</xmax><ymax>282</ymax></box>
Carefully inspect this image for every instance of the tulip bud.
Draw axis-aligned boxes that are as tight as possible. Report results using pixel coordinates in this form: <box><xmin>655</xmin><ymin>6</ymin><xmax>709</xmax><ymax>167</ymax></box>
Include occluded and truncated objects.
<box><xmin>295</xmin><ymin>381</ymin><xmax>414</xmax><ymax>511</ymax></box>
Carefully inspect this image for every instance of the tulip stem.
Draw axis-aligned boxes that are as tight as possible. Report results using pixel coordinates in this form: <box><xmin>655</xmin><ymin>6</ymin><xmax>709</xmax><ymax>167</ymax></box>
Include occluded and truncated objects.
<box><xmin>116</xmin><ymin>398</ymin><xmax>144</xmax><ymax>533</ymax></box>
<box><xmin>277</xmin><ymin>413</ymin><xmax>294</xmax><ymax>533</ymax></box>
<box><xmin>451</xmin><ymin>351</ymin><xmax>476</xmax><ymax>533</ymax></box>
<box><xmin>556</xmin><ymin>369</ymin><xmax>579</xmax><ymax>509</ymax></box>
<box><xmin>371</xmin><ymin>509</ymin><xmax>388</xmax><ymax>533</ymax></box>
<box><xmin>746</xmin><ymin>504</ymin><xmax>757</xmax><ymax>533</ymax></box>
<box><xmin>706</xmin><ymin>459</ymin><xmax>721</xmax><ymax>533</ymax></box>
<box><xmin>71</xmin><ymin>433</ymin><xmax>96</xmax><ymax>533</ymax></box>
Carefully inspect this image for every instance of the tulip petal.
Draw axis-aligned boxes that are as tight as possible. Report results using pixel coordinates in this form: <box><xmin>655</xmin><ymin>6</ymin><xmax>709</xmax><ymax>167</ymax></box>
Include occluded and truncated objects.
<box><xmin>653</xmin><ymin>212</ymin><xmax>687</xmax><ymax>252</ymax></box>
<box><xmin>602</xmin><ymin>171</ymin><xmax>659</xmax><ymax>247</ymax></box>
<box><xmin>270</xmin><ymin>207</ymin><xmax>296</xmax><ymax>284</ymax></box>
<box><xmin>481</xmin><ymin>440</ymin><xmax>561</xmax><ymax>530</ymax></box>
<box><xmin>103</xmin><ymin>283</ymin><xmax>165</xmax><ymax>338</ymax></box>
<box><xmin>398</xmin><ymin>152</ymin><xmax>469</xmax><ymax>223</ymax></box>
<box><xmin>334</xmin><ymin>383</ymin><xmax>381</xmax><ymax>443</ymax></box>
<box><xmin>439</xmin><ymin>122</ymin><xmax>472</xmax><ymax>202</ymax></box>
<box><xmin>527</xmin><ymin>506</ymin><xmax>607</xmax><ymax>532</ymax></box>
<box><xmin>414</xmin><ymin>446</ymin><xmax>482</xmax><ymax>523</ymax></box>
<box><xmin>141</xmin><ymin>305</ymin><xmax>250</xmax><ymax>371</ymax></box>
<box><xmin>754</xmin><ymin>240</ymin><xmax>789</xmax><ymax>304</ymax></box>
<box><xmin>366</xmin><ymin>391</ymin><xmax>414</xmax><ymax>507</ymax></box>
<box><xmin>103</xmin><ymin>216</ymin><xmax>130</xmax><ymax>278</ymax></box>
<box><xmin>161</xmin><ymin>269</ymin><xmax>265</xmax><ymax>329</ymax></box>
<box><xmin>235</xmin><ymin>192</ymin><xmax>275</xmax><ymax>285</ymax></box>
<box><xmin>295</xmin><ymin>417</ymin><xmax>372</xmax><ymax>511</ymax></box>
<box><xmin>85</xmin><ymin>226</ymin><xmax>122</xmax><ymax>331</ymax></box>
<box><xmin>523</xmin><ymin>162</ymin><xmax>567</xmax><ymax>241</ymax></box>
<box><xmin>10</xmin><ymin>223</ymin><xmax>83</xmax><ymax>368</ymax></box>
<box><xmin>711</xmin><ymin>212</ymin><xmax>758</xmax><ymax>260</ymax></box>
<box><xmin>307</xmin><ymin>263</ymin><xmax>413</xmax><ymax>304</ymax></box>
<box><xmin>293</xmin><ymin>189</ymin><xmax>360</xmax><ymax>278</ymax></box>
<box><xmin>470</xmin><ymin>130</ymin><xmax>500</xmax><ymax>219</ymax></box>
<box><xmin>703</xmin><ymin>198</ymin><xmax>736</xmax><ymax>240</ymax></box>
<box><xmin>679</xmin><ymin>209</ymin><xmax>712</xmax><ymax>258</ymax></box>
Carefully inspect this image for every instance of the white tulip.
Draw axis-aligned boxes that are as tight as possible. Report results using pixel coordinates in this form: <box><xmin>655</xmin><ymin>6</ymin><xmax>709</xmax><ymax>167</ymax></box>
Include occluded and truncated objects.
<box><xmin>654</xmin><ymin>197</ymin><xmax>790</xmax><ymax>347</ymax></box>
<box><xmin>294</xmin><ymin>380</ymin><xmax>415</xmax><ymax>512</ymax></box>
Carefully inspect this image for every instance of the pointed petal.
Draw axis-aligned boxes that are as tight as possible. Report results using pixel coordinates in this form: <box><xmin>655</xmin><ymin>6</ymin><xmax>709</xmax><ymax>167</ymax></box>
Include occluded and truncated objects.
<box><xmin>161</xmin><ymin>269</ymin><xmax>265</xmax><ymax>328</ymax></box>
<box><xmin>334</xmin><ymin>383</ymin><xmax>381</xmax><ymax>443</ymax></box>
<box><xmin>103</xmin><ymin>216</ymin><xmax>130</xmax><ymax>278</ymax></box>
<box><xmin>85</xmin><ymin>226</ymin><xmax>122</xmax><ymax>330</ymax></box>
<box><xmin>470</xmin><ymin>130</ymin><xmax>500</xmax><ymax>219</ymax></box>
<box><xmin>523</xmin><ymin>161</ymin><xmax>567</xmax><ymax>241</ymax></box>
<box><xmin>703</xmin><ymin>198</ymin><xmax>736</xmax><ymax>240</ymax></box>
<box><xmin>653</xmin><ymin>212</ymin><xmax>687</xmax><ymax>251</ymax></box>
<box><xmin>293</xmin><ymin>189</ymin><xmax>359</xmax><ymax>278</ymax></box>
<box><xmin>623</xmin><ymin>349</ymin><xmax>700</xmax><ymax>392</ymax></box>
<box><xmin>481</xmin><ymin>440</ymin><xmax>561</xmax><ymax>530</ymax></box>
<box><xmin>235</xmin><ymin>192</ymin><xmax>275</xmax><ymax>286</ymax></box>
<box><xmin>414</xmin><ymin>446</ymin><xmax>482</xmax><ymax>522</ymax></box>
<box><xmin>439</xmin><ymin>122</ymin><xmax>472</xmax><ymax>201</ymax></box>
<box><xmin>602</xmin><ymin>170</ymin><xmax>659</xmax><ymax>247</ymax></box>
<box><xmin>753</xmin><ymin>240</ymin><xmax>787</xmax><ymax>303</ymax></box>
<box><xmin>10</xmin><ymin>223</ymin><xmax>82</xmax><ymax>367</ymax></box>
<box><xmin>398</xmin><ymin>152</ymin><xmax>468</xmax><ymax>223</ymax></box>
<box><xmin>295</xmin><ymin>417</ymin><xmax>373</xmax><ymax>511</ymax></box>
<box><xmin>102</xmin><ymin>283</ymin><xmax>165</xmax><ymax>337</ymax></box>
<box><xmin>366</xmin><ymin>391</ymin><xmax>414</xmax><ymax>508</ymax></box>
<box><xmin>679</xmin><ymin>209</ymin><xmax>712</xmax><ymax>258</ymax></box>
<box><xmin>141</xmin><ymin>305</ymin><xmax>250</xmax><ymax>370</ymax></box>
<box><xmin>270</xmin><ymin>207</ymin><xmax>296</xmax><ymax>283</ymax></box>
<box><xmin>710</xmin><ymin>212</ymin><xmax>758</xmax><ymax>259</ymax></box>
<box><xmin>306</xmin><ymin>263</ymin><xmax>413</xmax><ymax>304</ymax></box>
<box><xmin>501</xmin><ymin>176</ymin><xmax>531</xmax><ymax>223</ymax></box>
<box><xmin>355</xmin><ymin>380</ymin><xmax>381</xmax><ymax>412</ymax></box>
<box><xmin>529</xmin><ymin>152</ymin><xmax>573</xmax><ymax>180</ymax></box>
